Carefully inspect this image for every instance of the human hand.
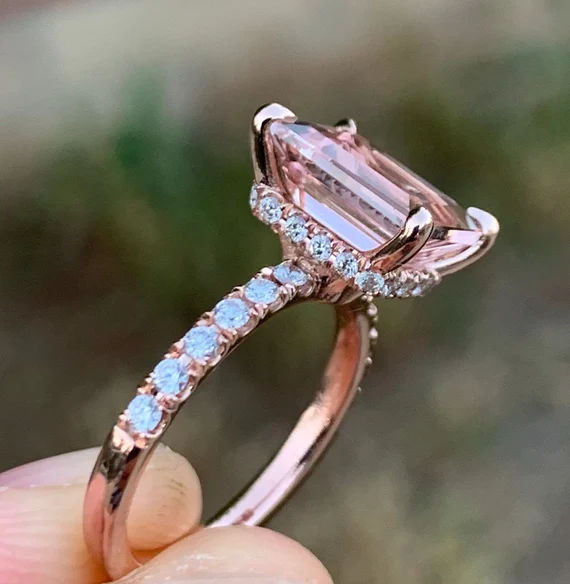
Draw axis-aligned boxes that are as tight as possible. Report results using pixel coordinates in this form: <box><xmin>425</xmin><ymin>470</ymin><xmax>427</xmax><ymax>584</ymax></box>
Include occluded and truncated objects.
<box><xmin>0</xmin><ymin>446</ymin><xmax>332</xmax><ymax>584</ymax></box>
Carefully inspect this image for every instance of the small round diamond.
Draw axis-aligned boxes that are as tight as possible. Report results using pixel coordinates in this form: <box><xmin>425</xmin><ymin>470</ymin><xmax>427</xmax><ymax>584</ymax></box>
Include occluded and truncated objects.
<box><xmin>310</xmin><ymin>234</ymin><xmax>332</xmax><ymax>261</ymax></box>
<box><xmin>274</xmin><ymin>263</ymin><xmax>309</xmax><ymax>287</ymax></box>
<box><xmin>249</xmin><ymin>184</ymin><xmax>258</xmax><ymax>209</ymax></box>
<box><xmin>355</xmin><ymin>271</ymin><xmax>385</xmax><ymax>295</ymax></box>
<box><xmin>409</xmin><ymin>284</ymin><xmax>424</xmax><ymax>297</ymax></box>
<box><xmin>213</xmin><ymin>298</ymin><xmax>250</xmax><ymax>329</ymax></box>
<box><xmin>127</xmin><ymin>394</ymin><xmax>162</xmax><ymax>434</ymax></box>
<box><xmin>334</xmin><ymin>252</ymin><xmax>358</xmax><ymax>278</ymax></box>
<box><xmin>152</xmin><ymin>359</ymin><xmax>189</xmax><ymax>395</ymax></box>
<box><xmin>184</xmin><ymin>326</ymin><xmax>220</xmax><ymax>360</ymax></box>
<box><xmin>285</xmin><ymin>215</ymin><xmax>308</xmax><ymax>243</ymax></box>
<box><xmin>390</xmin><ymin>273</ymin><xmax>415</xmax><ymax>297</ymax></box>
<box><xmin>259</xmin><ymin>197</ymin><xmax>282</xmax><ymax>224</ymax></box>
<box><xmin>244</xmin><ymin>278</ymin><xmax>279</xmax><ymax>304</ymax></box>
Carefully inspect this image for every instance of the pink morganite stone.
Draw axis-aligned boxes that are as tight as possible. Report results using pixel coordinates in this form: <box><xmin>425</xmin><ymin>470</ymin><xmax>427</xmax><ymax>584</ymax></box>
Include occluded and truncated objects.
<box><xmin>267</xmin><ymin>120</ymin><xmax>475</xmax><ymax>266</ymax></box>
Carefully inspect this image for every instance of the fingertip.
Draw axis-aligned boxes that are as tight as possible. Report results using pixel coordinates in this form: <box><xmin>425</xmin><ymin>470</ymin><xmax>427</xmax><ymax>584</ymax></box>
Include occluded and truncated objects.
<box><xmin>128</xmin><ymin>445</ymin><xmax>202</xmax><ymax>550</ymax></box>
<box><xmin>118</xmin><ymin>526</ymin><xmax>333</xmax><ymax>584</ymax></box>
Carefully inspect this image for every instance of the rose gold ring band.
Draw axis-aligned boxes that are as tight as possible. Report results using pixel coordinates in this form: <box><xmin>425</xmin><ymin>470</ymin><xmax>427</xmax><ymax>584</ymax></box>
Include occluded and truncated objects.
<box><xmin>83</xmin><ymin>263</ymin><xmax>375</xmax><ymax>579</ymax></box>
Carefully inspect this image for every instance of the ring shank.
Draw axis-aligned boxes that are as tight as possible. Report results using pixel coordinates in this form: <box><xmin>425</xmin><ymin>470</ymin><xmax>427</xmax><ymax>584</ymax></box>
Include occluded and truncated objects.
<box><xmin>84</xmin><ymin>294</ymin><xmax>372</xmax><ymax>579</ymax></box>
<box><xmin>209</xmin><ymin>303</ymin><xmax>371</xmax><ymax>526</ymax></box>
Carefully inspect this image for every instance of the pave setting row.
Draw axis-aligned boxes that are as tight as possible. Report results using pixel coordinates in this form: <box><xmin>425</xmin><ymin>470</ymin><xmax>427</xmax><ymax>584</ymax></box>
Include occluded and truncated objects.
<box><xmin>250</xmin><ymin>182</ymin><xmax>440</xmax><ymax>298</ymax></box>
<box><xmin>120</xmin><ymin>262</ymin><xmax>316</xmax><ymax>438</ymax></box>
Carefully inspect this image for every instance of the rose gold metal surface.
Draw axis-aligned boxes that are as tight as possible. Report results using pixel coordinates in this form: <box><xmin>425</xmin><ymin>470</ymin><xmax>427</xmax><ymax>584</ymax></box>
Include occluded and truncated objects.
<box><xmin>371</xmin><ymin>205</ymin><xmax>434</xmax><ymax>272</ymax></box>
<box><xmin>251</xmin><ymin>103</ymin><xmax>297</xmax><ymax>183</ymax></box>
<box><xmin>434</xmin><ymin>206</ymin><xmax>500</xmax><ymax>275</ymax></box>
<box><xmin>334</xmin><ymin>118</ymin><xmax>358</xmax><ymax>134</ymax></box>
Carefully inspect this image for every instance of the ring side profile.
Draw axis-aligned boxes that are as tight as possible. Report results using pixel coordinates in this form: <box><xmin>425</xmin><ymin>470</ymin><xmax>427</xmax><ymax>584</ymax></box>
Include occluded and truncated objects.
<box><xmin>83</xmin><ymin>103</ymin><xmax>499</xmax><ymax>579</ymax></box>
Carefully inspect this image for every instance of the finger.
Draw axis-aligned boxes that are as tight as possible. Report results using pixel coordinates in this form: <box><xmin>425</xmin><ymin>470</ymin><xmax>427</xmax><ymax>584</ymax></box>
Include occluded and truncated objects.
<box><xmin>118</xmin><ymin>525</ymin><xmax>333</xmax><ymax>584</ymax></box>
<box><xmin>0</xmin><ymin>445</ymin><xmax>202</xmax><ymax>584</ymax></box>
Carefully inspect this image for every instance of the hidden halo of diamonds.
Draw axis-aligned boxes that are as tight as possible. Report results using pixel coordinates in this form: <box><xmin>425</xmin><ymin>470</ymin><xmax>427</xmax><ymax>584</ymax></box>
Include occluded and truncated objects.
<box><xmin>250</xmin><ymin>183</ymin><xmax>441</xmax><ymax>298</ymax></box>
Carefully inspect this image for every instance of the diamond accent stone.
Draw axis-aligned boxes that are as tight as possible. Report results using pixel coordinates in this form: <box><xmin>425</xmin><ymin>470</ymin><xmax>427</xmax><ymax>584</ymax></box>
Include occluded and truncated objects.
<box><xmin>274</xmin><ymin>262</ymin><xmax>309</xmax><ymax>286</ymax></box>
<box><xmin>284</xmin><ymin>215</ymin><xmax>308</xmax><ymax>243</ymax></box>
<box><xmin>259</xmin><ymin>197</ymin><xmax>282</xmax><ymax>224</ymax></box>
<box><xmin>213</xmin><ymin>298</ymin><xmax>250</xmax><ymax>329</ymax></box>
<box><xmin>309</xmin><ymin>234</ymin><xmax>332</xmax><ymax>261</ymax></box>
<box><xmin>409</xmin><ymin>284</ymin><xmax>424</xmax><ymax>297</ymax></box>
<box><xmin>355</xmin><ymin>271</ymin><xmax>385</xmax><ymax>295</ymax></box>
<box><xmin>127</xmin><ymin>394</ymin><xmax>162</xmax><ymax>434</ymax></box>
<box><xmin>249</xmin><ymin>184</ymin><xmax>258</xmax><ymax>209</ymax></box>
<box><xmin>392</xmin><ymin>273</ymin><xmax>416</xmax><ymax>297</ymax></box>
<box><xmin>244</xmin><ymin>278</ymin><xmax>279</xmax><ymax>304</ymax></box>
<box><xmin>152</xmin><ymin>359</ymin><xmax>189</xmax><ymax>395</ymax></box>
<box><xmin>383</xmin><ymin>269</ymin><xmax>439</xmax><ymax>298</ymax></box>
<box><xmin>184</xmin><ymin>326</ymin><xmax>220</xmax><ymax>361</ymax></box>
<box><xmin>334</xmin><ymin>251</ymin><xmax>358</xmax><ymax>278</ymax></box>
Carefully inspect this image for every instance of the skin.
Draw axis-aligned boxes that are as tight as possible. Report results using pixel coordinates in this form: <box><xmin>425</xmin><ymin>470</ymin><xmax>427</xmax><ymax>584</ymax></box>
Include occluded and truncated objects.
<box><xmin>0</xmin><ymin>446</ymin><xmax>333</xmax><ymax>584</ymax></box>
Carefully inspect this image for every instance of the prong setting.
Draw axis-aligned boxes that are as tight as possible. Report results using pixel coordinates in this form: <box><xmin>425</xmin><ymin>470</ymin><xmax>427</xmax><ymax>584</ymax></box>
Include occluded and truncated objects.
<box><xmin>248</xmin><ymin>106</ymin><xmax>498</xmax><ymax>299</ymax></box>
<box><xmin>251</xmin><ymin>103</ymin><xmax>297</xmax><ymax>183</ymax></box>
<box><xmin>334</xmin><ymin>118</ymin><xmax>357</xmax><ymax>134</ymax></box>
<box><xmin>371</xmin><ymin>206</ymin><xmax>434</xmax><ymax>273</ymax></box>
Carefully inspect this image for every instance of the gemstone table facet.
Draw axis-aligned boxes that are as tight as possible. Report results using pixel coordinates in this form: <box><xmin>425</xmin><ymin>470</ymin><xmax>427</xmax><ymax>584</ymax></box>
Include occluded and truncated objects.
<box><xmin>267</xmin><ymin>120</ymin><xmax>477</xmax><ymax>268</ymax></box>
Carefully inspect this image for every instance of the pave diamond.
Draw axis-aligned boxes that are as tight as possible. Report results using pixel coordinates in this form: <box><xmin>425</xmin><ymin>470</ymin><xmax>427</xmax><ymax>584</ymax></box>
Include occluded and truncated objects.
<box><xmin>355</xmin><ymin>271</ymin><xmax>385</xmax><ymax>295</ymax></box>
<box><xmin>274</xmin><ymin>262</ymin><xmax>309</xmax><ymax>286</ymax></box>
<box><xmin>309</xmin><ymin>234</ymin><xmax>332</xmax><ymax>261</ymax></box>
<box><xmin>184</xmin><ymin>326</ymin><xmax>220</xmax><ymax>361</ymax></box>
<box><xmin>127</xmin><ymin>394</ymin><xmax>162</xmax><ymax>434</ymax></box>
<box><xmin>244</xmin><ymin>278</ymin><xmax>279</xmax><ymax>304</ymax></box>
<box><xmin>152</xmin><ymin>358</ymin><xmax>189</xmax><ymax>395</ymax></box>
<box><xmin>284</xmin><ymin>215</ymin><xmax>308</xmax><ymax>243</ymax></box>
<box><xmin>213</xmin><ymin>298</ymin><xmax>250</xmax><ymax>329</ymax></box>
<box><xmin>259</xmin><ymin>197</ymin><xmax>282</xmax><ymax>224</ymax></box>
<box><xmin>249</xmin><ymin>184</ymin><xmax>258</xmax><ymax>209</ymax></box>
<box><xmin>384</xmin><ymin>270</ymin><xmax>439</xmax><ymax>298</ymax></box>
<box><xmin>334</xmin><ymin>251</ymin><xmax>358</xmax><ymax>278</ymax></box>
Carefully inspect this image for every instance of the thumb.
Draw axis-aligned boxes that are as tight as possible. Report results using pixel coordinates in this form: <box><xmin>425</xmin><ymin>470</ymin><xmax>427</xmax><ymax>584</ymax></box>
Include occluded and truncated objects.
<box><xmin>0</xmin><ymin>445</ymin><xmax>202</xmax><ymax>584</ymax></box>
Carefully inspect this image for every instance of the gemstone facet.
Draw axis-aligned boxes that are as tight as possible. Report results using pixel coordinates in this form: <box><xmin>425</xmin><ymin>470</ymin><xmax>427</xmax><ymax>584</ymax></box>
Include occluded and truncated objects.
<box><xmin>214</xmin><ymin>298</ymin><xmax>250</xmax><ymax>329</ymax></box>
<box><xmin>249</xmin><ymin>184</ymin><xmax>258</xmax><ymax>209</ymax></box>
<box><xmin>274</xmin><ymin>262</ymin><xmax>309</xmax><ymax>286</ymax></box>
<box><xmin>127</xmin><ymin>394</ymin><xmax>162</xmax><ymax>434</ymax></box>
<box><xmin>259</xmin><ymin>197</ymin><xmax>282</xmax><ymax>224</ymax></box>
<box><xmin>153</xmin><ymin>359</ymin><xmax>189</xmax><ymax>395</ymax></box>
<box><xmin>285</xmin><ymin>215</ymin><xmax>308</xmax><ymax>243</ymax></box>
<box><xmin>266</xmin><ymin>119</ymin><xmax>472</xmax><ymax>266</ymax></box>
<box><xmin>244</xmin><ymin>278</ymin><xmax>279</xmax><ymax>304</ymax></box>
<box><xmin>309</xmin><ymin>234</ymin><xmax>332</xmax><ymax>261</ymax></box>
<box><xmin>184</xmin><ymin>326</ymin><xmax>220</xmax><ymax>361</ymax></box>
<box><xmin>334</xmin><ymin>252</ymin><xmax>358</xmax><ymax>278</ymax></box>
<box><xmin>356</xmin><ymin>271</ymin><xmax>385</xmax><ymax>295</ymax></box>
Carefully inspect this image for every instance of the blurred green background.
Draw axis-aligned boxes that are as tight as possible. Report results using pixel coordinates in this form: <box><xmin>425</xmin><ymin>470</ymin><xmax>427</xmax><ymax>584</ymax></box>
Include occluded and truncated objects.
<box><xmin>1</xmin><ymin>1</ymin><xmax>569</xmax><ymax>583</ymax></box>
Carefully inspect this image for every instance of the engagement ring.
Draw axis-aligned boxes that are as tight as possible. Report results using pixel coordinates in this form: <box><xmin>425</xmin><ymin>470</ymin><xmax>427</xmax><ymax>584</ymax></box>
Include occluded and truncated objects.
<box><xmin>84</xmin><ymin>103</ymin><xmax>499</xmax><ymax>578</ymax></box>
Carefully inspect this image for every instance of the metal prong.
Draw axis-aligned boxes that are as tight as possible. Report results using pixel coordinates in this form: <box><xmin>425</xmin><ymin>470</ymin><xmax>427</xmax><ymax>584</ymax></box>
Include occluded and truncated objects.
<box><xmin>435</xmin><ymin>207</ymin><xmax>500</xmax><ymax>276</ymax></box>
<box><xmin>335</xmin><ymin>118</ymin><xmax>357</xmax><ymax>134</ymax></box>
<box><xmin>371</xmin><ymin>206</ymin><xmax>434</xmax><ymax>273</ymax></box>
<box><xmin>251</xmin><ymin>103</ymin><xmax>297</xmax><ymax>182</ymax></box>
<box><xmin>466</xmin><ymin>207</ymin><xmax>500</xmax><ymax>239</ymax></box>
